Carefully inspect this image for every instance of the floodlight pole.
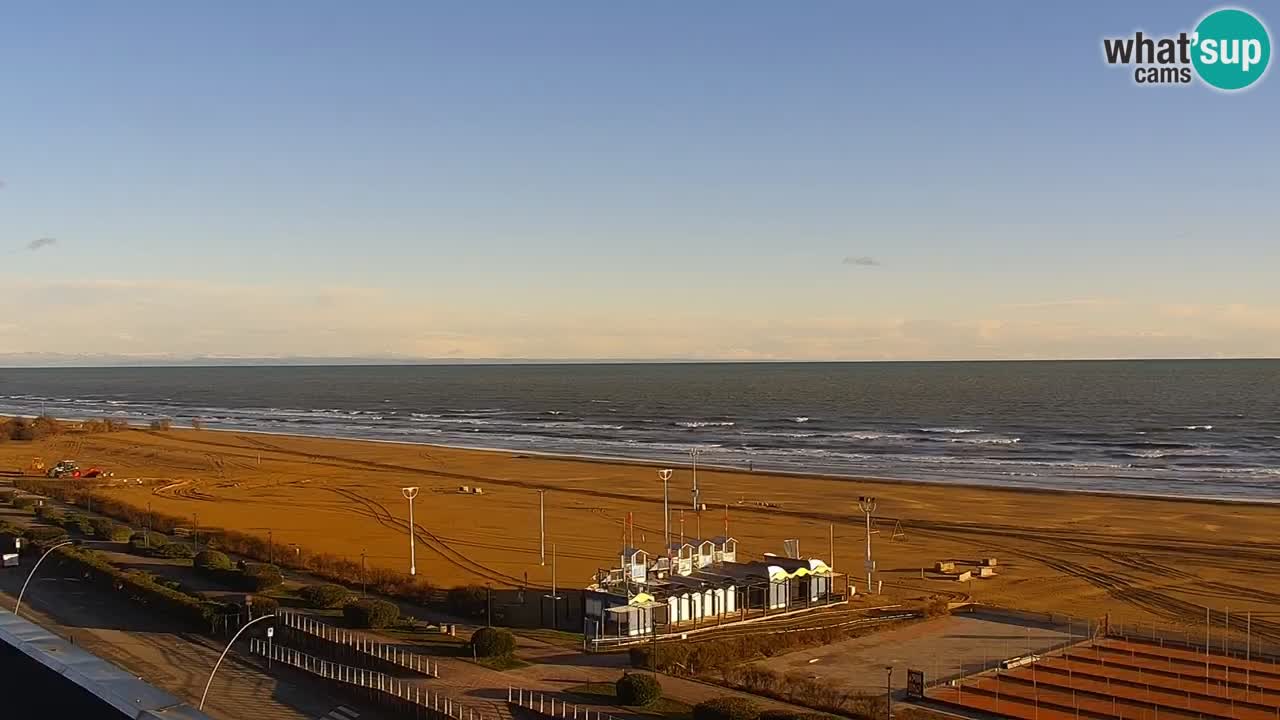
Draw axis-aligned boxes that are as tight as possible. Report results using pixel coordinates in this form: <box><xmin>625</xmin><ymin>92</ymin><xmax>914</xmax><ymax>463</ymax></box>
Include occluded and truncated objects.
<box><xmin>659</xmin><ymin>469</ymin><xmax>673</xmax><ymax>550</ymax></box>
<box><xmin>538</xmin><ymin>489</ymin><xmax>547</xmax><ymax>566</ymax></box>
<box><xmin>15</xmin><ymin>540</ymin><xmax>74</xmax><ymax>617</ymax></box>
<box><xmin>401</xmin><ymin>486</ymin><xmax>419</xmax><ymax>576</ymax></box>
<box><xmin>859</xmin><ymin>496</ymin><xmax>877</xmax><ymax>595</ymax></box>
<box><xmin>689</xmin><ymin>448</ymin><xmax>702</xmax><ymax>511</ymax></box>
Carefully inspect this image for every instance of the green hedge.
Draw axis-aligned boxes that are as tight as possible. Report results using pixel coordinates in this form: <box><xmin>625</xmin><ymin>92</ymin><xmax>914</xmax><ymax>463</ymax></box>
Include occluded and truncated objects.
<box><xmin>470</xmin><ymin>626</ymin><xmax>516</xmax><ymax>658</ymax></box>
<box><xmin>694</xmin><ymin>698</ymin><xmax>760</xmax><ymax>720</ymax></box>
<box><xmin>616</xmin><ymin>673</ymin><xmax>663</xmax><ymax>706</ymax></box>
<box><xmin>48</xmin><ymin>547</ymin><xmax>222</xmax><ymax>631</ymax></box>
<box><xmin>245</xmin><ymin>595</ymin><xmax>280</xmax><ymax>617</ymax></box>
<box><xmin>12</xmin><ymin>496</ymin><xmax>39</xmax><ymax>510</ymax></box>
<box><xmin>34</xmin><ymin>506</ymin><xmax>65</xmax><ymax>524</ymax></box>
<box><xmin>156</xmin><ymin>542</ymin><xmax>196</xmax><ymax>559</ymax></box>
<box><xmin>300</xmin><ymin>583</ymin><xmax>352</xmax><ymax>609</ymax></box>
<box><xmin>343</xmin><ymin>598</ymin><xmax>400</xmax><ymax>628</ymax></box>
<box><xmin>23</xmin><ymin>526</ymin><xmax>68</xmax><ymax>544</ymax></box>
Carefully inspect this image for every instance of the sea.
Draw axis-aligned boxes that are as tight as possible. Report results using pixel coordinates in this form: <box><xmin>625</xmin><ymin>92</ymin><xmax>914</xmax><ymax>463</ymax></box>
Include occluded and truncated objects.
<box><xmin>2</xmin><ymin>361</ymin><xmax>1278</xmax><ymax>501</ymax></box>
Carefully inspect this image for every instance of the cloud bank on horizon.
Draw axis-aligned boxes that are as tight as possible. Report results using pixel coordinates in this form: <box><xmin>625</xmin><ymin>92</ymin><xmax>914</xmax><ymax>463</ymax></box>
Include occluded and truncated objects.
<box><xmin>0</xmin><ymin>278</ymin><xmax>1277</xmax><ymax>362</ymax></box>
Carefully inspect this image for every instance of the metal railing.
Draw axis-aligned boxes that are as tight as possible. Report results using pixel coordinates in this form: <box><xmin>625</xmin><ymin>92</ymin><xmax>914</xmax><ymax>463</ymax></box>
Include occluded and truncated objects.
<box><xmin>276</xmin><ymin>610</ymin><xmax>440</xmax><ymax>677</ymax></box>
<box><xmin>507</xmin><ymin>687</ymin><xmax>622</xmax><ymax>720</ymax></box>
<box><xmin>250</xmin><ymin>639</ymin><xmax>479</xmax><ymax>720</ymax></box>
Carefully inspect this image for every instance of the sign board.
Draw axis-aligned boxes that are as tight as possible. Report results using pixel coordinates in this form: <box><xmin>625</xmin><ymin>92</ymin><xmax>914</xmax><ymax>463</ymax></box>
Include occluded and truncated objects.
<box><xmin>267</xmin><ymin>627</ymin><xmax>274</xmax><ymax>639</ymax></box>
<box><xmin>2</xmin><ymin>553</ymin><xmax>18</xmax><ymax>568</ymax></box>
<box><xmin>906</xmin><ymin>669</ymin><xmax>925</xmax><ymax>699</ymax></box>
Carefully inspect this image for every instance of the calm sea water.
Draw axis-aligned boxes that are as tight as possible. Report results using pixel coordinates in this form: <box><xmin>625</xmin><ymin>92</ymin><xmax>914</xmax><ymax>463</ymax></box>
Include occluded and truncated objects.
<box><xmin>2</xmin><ymin>361</ymin><xmax>1278</xmax><ymax>500</ymax></box>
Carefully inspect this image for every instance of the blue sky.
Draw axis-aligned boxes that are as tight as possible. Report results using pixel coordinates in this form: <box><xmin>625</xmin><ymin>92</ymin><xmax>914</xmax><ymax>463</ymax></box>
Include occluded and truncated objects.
<box><xmin>1</xmin><ymin>2</ymin><xmax>1277</xmax><ymax>361</ymax></box>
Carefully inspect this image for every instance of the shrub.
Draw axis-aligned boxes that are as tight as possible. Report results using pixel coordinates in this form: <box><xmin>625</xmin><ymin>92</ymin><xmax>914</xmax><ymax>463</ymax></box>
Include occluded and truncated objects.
<box><xmin>344</xmin><ymin>598</ymin><xmax>401</xmax><ymax>629</ymax></box>
<box><xmin>470</xmin><ymin>626</ymin><xmax>516</xmax><ymax>658</ymax></box>
<box><xmin>758</xmin><ymin>712</ymin><xmax>808</xmax><ymax>720</ymax></box>
<box><xmin>246</xmin><ymin>595</ymin><xmax>280</xmax><ymax>618</ymax></box>
<box><xmin>0</xmin><ymin>489</ymin><xmax>16</xmax><ymax>503</ymax></box>
<box><xmin>156</xmin><ymin>542</ymin><xmax>195</xmax><ymax>559</ymax></box>
<box><xmin>923</xmin><ymin>597</ymin><xmax>950</xmax><ymax>617</ymax></box>
<box><xmin>74</xmin><ymin>518</ymin><xmax>96</xmax><ymax>537</ymax></box>
<box><xmin>34</xmin><ymin>505</ymin><xmax>65</xmax><ymax>524</ymax></box>
<box><xmin>11</xmin><ymin>496</ymin><xmax>38</xmax><ymax>510</ymax></box>
<box><xmin>694</xmin><ymin>698</ymin><xmax>760</xmax><ymax>720</ymax></box>
<box><xmin>195</xmin><ymin>550</ymin><xmax>235</xmax><ymax>572</ymax></box>
<box><xmin>616</xmin><ymin>673</ymin><xmax>663</xmax><ymax>706</ymax></box>
<box><xmin>129</xmin><ymin>532</ymin><xmax>161</xmax><ymax>555</ymax></box>
<box><xmin>239</xmin><ymin>563</ymin><xmax>285</xmax><ymax>591</ymax></box>
<box><xmin>446</xmin><ymin>585</ymin><xmax>488</xmax><ymax>618</ymax></box>
<box><xmin>88</xmin><ymin>517</ymin><xmax>118</xmax><ymax>539</ymax></box>
<box><xmin>107</xmin><ymin>524</ymin><xmax>133</xmax><ymax>542</ymax></box>
<box><xmin>300</xmin><ymin>583</ymin><xmax>352</xmax><ymax>609</ymax></box>
<box><xmin>23</xmin><ymin>526</ymin><xmax>69</xmax><ymax>544</ymax></box>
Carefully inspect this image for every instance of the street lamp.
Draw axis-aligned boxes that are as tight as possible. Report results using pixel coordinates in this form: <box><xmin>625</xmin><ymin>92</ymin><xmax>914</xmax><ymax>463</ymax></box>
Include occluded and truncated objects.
<box><xmin>858</xmin><ymin>496</ymin><xmax>877</xmax><ymax>595</ymax></box>
<box><xmin>544</xmin><ymin>544</ymin><xmax>561</xmax><ymax>629</ymax></box>
<box><xmin>659</xmin><ymin>469</ymin><xmax>673</xmax><ymax>550</ymax></box>
<box><xmin>689</xmin><ymin>447</ymin><xmax>703</xmax><ymax>511</ymax></box>
<box><xmin>885</xmin><ymin>665</ymin><xmax>893</xmax><ymax>720</ymax></box>
<box><xmin>537</xmin><ymin>489</ymin><xmax>547</xmax><ymax>566</ymax></box>
<box><xmin>14</xmin><ymin>540</ymin><xmax>74</xmax><ymax>617</ymax></box>
<box><xmin>401</xmin><ymin>487</ymin><xmax>419</xmax><ymax>576</ymax></box>
<box><xmin>199</xmin><ymin>614</ymin><xmax>276</xmax><ymax>711</ymax></box>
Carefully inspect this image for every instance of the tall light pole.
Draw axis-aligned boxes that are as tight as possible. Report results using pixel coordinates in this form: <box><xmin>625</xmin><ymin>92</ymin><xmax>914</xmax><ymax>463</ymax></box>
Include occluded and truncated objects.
<box><xmin>199</xmin><ymin>614</ymin><xmax>275</xmax><ymax>711</ymax></box>
<box><xmin>544</xmin><ymin>544</ymin><xmax>561</xmax><ymax>629</ymax></box>
<box><xmin>858</xmin><ymin>496</ymin><xmax>877</xmax><ymax>595</ymax></box>
<box><xmin>537</xmin><ymin>489</ymin><xmax>547</xmax><ymax>566</ymax></box>
<box><xmin>884</xmin><ymin>665</ymin><xmax>893</xmax><ymax>720</ymax></box>
<box><xmin>659</xmin><ymin>469</ymin><xmax>673</xmax><ymax>551</ymax></box>
<box><xmin>15</xmin><ymin>540</ymin><xmax>74</xmax><ymax>617</ymax></box>
<box><xmin>401</xmin><ymin>486</ymin><xmax>419</xmax><ymax>576</ymax></box>
<box><xmin>688</xmin><ymin>447</ymin><xmax>703</xmax><ymax>511</ymax></box>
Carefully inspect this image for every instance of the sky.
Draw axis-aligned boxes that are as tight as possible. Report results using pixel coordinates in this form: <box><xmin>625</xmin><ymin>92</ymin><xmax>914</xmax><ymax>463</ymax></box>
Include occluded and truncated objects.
<box><xmin>1</xmin><ymin>2</ymin><xmax>1277</xmax><ymax>362</ymax></box>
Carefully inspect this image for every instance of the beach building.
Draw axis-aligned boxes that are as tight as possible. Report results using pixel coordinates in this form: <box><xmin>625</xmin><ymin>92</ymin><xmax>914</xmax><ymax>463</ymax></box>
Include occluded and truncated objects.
<box><xmin>584</xmin><ymin>536</ymin><xmax>843</xmax><ymax>641</ymax></box>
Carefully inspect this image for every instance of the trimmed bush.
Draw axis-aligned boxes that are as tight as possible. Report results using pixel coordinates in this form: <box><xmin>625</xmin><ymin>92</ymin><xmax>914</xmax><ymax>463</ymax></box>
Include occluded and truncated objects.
<box><xmin>694</xmin><ymin>698</ymin><xmax>760</xmax><ymax>720</ymax></box>
<box><xmin>23</xmin><ymin>526</ymin><xmax>68</xmax><ymax>544</ymax></box>
<box><xmin>106</xmin><ymin>524</ymin><xmax>134</xmax><ymax>542</ymax></box>
<box><xmin>34</xmin><ymin>505</ymin><xmax>65</xmax><ymax>524</ymax></box>
<box><xmin>239</xmin><ymin>563</ymin><xmax>284</xmax><ymax>592</ymax></box>
<box><xmin>344</xmin><ymin>598</ymin><xmax>400</xmax><ymax>629</ymax></box>
<box><xmin>12</xmin><ymin>496</ymin><xmax>39</xmax><ymax>510</ymax></box>
<box><xmin>129</xmin><ymin>532</ymin><xmax>160</xmax><ymax>554</ymax></box>
<box><xmin>446</xmin><ymin>585</ymin><xmax>487</xmax><ymax>618</ymax></box>
<box><xmin>300</xmin><ymin>583</ymin><xmax>352</xmax><ymax>609</ymax></box>
<box><xmin>616</xmin><ymin>672</ymin><xmax>663</xmax><ymax>706</ymax></box>
<box><xmin>470</xmin><ymin>626</ymin><xmax>516</xmax><ymax>658</ymax></box>
<box><xmin>156</xmin><ymin>542</ymin><xmax>195</xmax><ymax>559</ymax></box>
<box><xmin>195</xmin><ymin>550</ymin><xmax>235</xmax><ymax>572</ymax></box>
<box><xmin>246</xmin><ymin>595</ymin><xmax>280</xmax><ymax>617</ymax></box>
<box><xmin>88</xmin><ymin>517</ymin><xmax>130</xmax><ymax>540</ymax></box>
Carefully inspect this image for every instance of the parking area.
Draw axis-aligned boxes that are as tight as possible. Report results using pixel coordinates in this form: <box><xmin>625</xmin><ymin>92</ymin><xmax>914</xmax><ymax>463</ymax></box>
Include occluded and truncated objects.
<box><xmin>755</xmin><ymin>609</ymin><xmax>1085</xmax><ymax>695</ymax></box>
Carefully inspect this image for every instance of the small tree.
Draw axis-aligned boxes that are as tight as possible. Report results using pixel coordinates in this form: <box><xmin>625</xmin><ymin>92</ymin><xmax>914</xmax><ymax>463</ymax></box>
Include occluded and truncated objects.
<box><xmin>446</xmin><ymin>585</ymin><xmax>488</xmax><ymax>618</ymax></box>
<box><xmin>344</xmin><ymin>598</ymin><xmax>400</xmax><ymax>628</ymax></box>
<box><xmin>300</xmin><ymin>583</ymin><xmax>353</xmax><ymax>609</ymax></box>
<box><xmin>240</xmin><ymin>563</ymin><xmax>285</xmax><ymax>591</ymax></box>
<box><xmin>195</xmin><ymin>550</ymin><xmax>235</xmax><ymax>572</ymax></box>
<box><xmin>470</xmin><ymin>626</ymin><xmax>516</xmax><ymax>658</ymax></box>
<box><xmin>246</xmin><ymin>595</ymin><xmax>280</xmax><ymax>618</ymax></box>
<box><xmin>694</xmin><ymin>697</ymin><xmax>760</xmax><ymax>720</ymax></box>
<box><xmin>616</xmin><ymin>673</ymin><xmax>663</xmax><ymax>706</ymax></box>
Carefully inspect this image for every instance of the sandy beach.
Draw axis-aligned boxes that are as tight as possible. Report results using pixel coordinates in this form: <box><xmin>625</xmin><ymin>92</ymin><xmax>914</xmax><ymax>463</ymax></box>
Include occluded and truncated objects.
<box><xmin>4</xmin><ymin>427</ymin><xmax>1279</xmax><ymax>635</ymax></box>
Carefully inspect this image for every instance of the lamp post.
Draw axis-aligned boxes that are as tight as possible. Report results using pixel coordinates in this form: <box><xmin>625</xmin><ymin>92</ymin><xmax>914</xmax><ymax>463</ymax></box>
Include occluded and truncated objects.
<box><xmin>659</xmin><ymin>469</ymin><xmax>673</xmax><ymax>550</ymax></box>
<box><xmin>14</xmin><ymin>540</ymin><xmax>74</xmax><ymax>617</ymax></box>
<box><xmin>199</xmin><ymin>614</ymin><xmax>276</xmax><ymax>711</ymax></box>
<box><xmin>537</xmin><ymin>489</ymin><xmax>547</xmax><ymax>566</ymax></box>
<box><xmin>401</xmin><ymin>487</ymin><xmax>419</xmax><ymax>576</ymax></box>
<box><xmin>544</xmin><ymin>544</ymin><xmax>561</xmax><ymax>629</ymax></box>
<box><xmin>361</xmin><ymin>548</ymin><xmax>368</xmax><ymax>597</ymax></box>
<box><xmin>858</xmin><ymin>496</ymin><xmax>877</xmax><ymax>595</ymax></box>
<box><xmin>885</xmin><ymin>666</ymin><xmax>893</xmax><ymax>720</ymax></box>
<box><xmin>688</xmin><ymin>448</ymin><xmax>703</xmax><ymax>511</ymax></box>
